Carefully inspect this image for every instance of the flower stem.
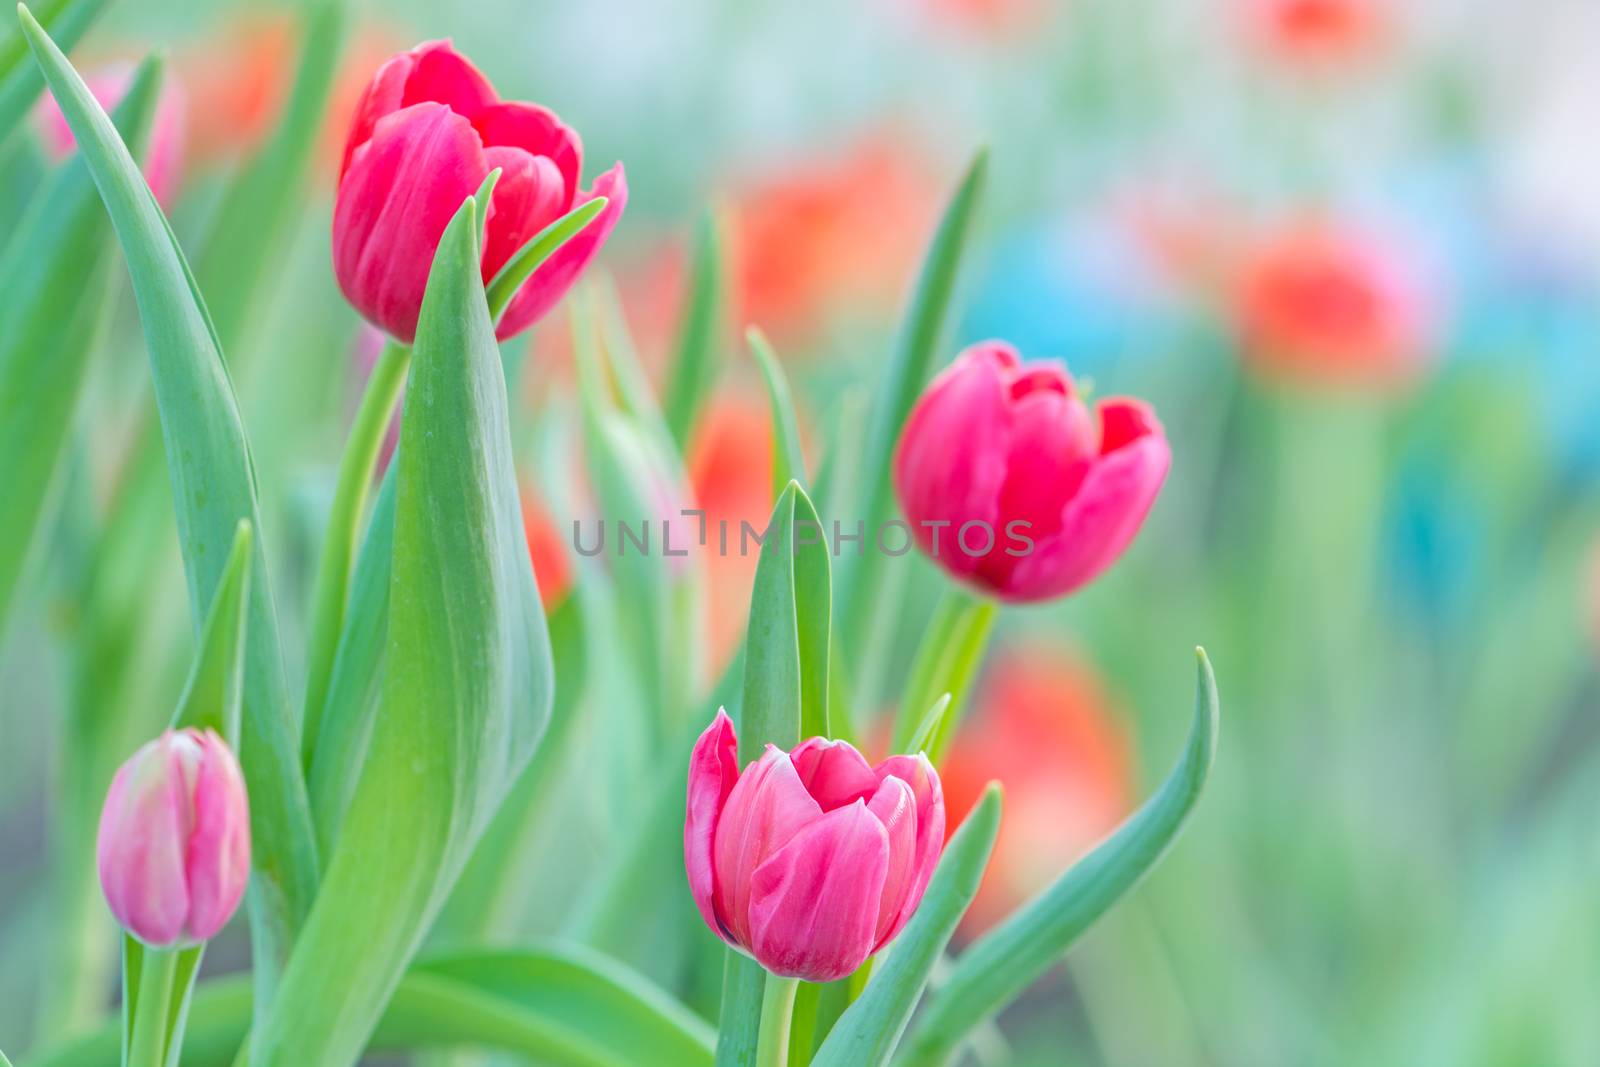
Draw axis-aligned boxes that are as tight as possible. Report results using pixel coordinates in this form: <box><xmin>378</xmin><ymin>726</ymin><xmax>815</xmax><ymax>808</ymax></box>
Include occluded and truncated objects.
<box><xmin>126</xmin><ymin>946</ymin><xmax>178</xmax><ymax>1067</ymax></box>
<box><xmin>299</xmin><ymin>338</ymin><xmax>410</xmax><ymax>766</ymax></box>
<box><xmin>895</xmin><ymin>585</ymin><xmax>998</xmax><ymax>762</ymax></box>
<box><xmin>755</xmin><ymin>975</ymin><xmax>800</xmax><ymax>1067</ymax></box>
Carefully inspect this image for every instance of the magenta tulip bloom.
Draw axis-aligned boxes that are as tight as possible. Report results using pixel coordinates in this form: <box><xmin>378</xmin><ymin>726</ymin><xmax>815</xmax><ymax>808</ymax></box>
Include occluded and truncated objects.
<box><xmin>96</xmin><ymin>729</ymin><xmax>251</xmax><ymax>947</ymax></box>
<box><xmin>894</xmin><ymin>341</ymin><xmax>1170</xmax><ymax>602</ymax></box>
<box><xmin>333</xmin><ymin>39</ymin><xmax>626</xmax><ymax>343</ymax></box>
<box><xmin>684</xmin><ymin>711</ymin><xmax>945</xmax><ymax>982</ymax></box>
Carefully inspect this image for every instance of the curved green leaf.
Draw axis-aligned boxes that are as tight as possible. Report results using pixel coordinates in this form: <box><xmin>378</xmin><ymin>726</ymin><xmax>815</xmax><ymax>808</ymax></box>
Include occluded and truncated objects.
<box><xmin>250</xmin><ymin>194</ymin><xmax>553</xmax><ymax>1067</ymax></box>
<box><xmin>745</xmin><ymin>326</ymin><xmax>807</xmax><ymax>496</ymax></box>
<box><xmin>664</xmin><ymin>206</ymin><xmax>726</xmax><ymax>450</ymax></box>
<box><xmin>896</xmin><ymin>649</ymin><xmax>1221</xmax><ymax>1067</ymax></box>
<box><xmin>811</xmin><ymin>785</ymin><xmax>1002</xmax><ymax>1067</ymax></box>
<box><xmin>306</xmin><ymin>465</ymin><xmax>394</xmax><ymax>857</ymax></box>
<box><xmin>0</xmin><ymin>0</ymin><xmax>107</xmax><ymax>139</ymax></box>
<box><xmin>171</xmin><ymin>518</ymin><xmax>252</xmax><ymax>748</ymax></box>
<box><xmin>836</xmin><ymin>149</ymin><xmax>986</xmax><ymax>658</ymax></box>
<box><xmin>0</xmin><ymin>53</ymin><xmax>156</xmax><ymax>629</ymax></box>
<box><xmin>27</xmin><ymin>949</ymin><xmax>714</xmax><ymax>1067</ymax></box>
<box><xmin>299</xmin><ymin>339</ymin><xmax>408</xmax><ymax>766</ymax></box>
<box><xmin>19</xmin><ymin>6</ymin><xmax>318</xmax><ymax>975</ymax></box>
<box><xmin>485</xmin><ymin>195</ymin><xmax>609</xmax><ymax>324</ymax></box>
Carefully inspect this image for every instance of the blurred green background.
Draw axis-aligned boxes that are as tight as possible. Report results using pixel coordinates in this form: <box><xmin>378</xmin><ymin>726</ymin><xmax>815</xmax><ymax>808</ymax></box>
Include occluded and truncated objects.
<box><xmin>3</xmin><ymin>0</ymin><xmax>1599</xmax><ymax>1064</ymax></box>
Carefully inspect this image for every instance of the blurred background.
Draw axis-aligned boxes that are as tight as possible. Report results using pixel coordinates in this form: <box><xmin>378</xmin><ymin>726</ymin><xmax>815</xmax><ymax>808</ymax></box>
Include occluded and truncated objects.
<box><xmin>3</xmin><ymin>0</ymin><xmax>1600</xmax><ymax>1064</ymax></box>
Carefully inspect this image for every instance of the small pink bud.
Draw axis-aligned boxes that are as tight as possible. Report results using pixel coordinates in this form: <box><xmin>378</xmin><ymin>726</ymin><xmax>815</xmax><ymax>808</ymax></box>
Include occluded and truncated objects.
<box><xmin>894</xmin><ymin>341</ymin><xmax>1170</xmax><ymax>602</ymax></box>
<box><xmin>684</xmin><ymin>711</ymin><xmax>945</xmax><ymax>982</ymax></box>
<box><xmin>96</xmin><ymin>729</ymin><xmax>251</xmax><ymax>947</ymax></box>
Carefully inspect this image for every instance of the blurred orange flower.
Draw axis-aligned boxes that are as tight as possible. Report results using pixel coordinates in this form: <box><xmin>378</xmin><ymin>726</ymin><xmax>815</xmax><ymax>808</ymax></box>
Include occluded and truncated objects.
<box><xmin>1231</xmin><ymin>220</ymin><xmax>1437</xmax><ymax>391</ymax></box>
<box><xmin>730</xmin><ymin>136</ymin><xmax>938</xmax><ymax>349</ymax></box>
<box><xmin>940</xmin><ymin>645</ymin><xmax>1135</xmax><ymax>933</ymax></box>
<box><xmin>523</xmin><ymin>485</ymin><xmax>574</xmax><ymax>610</ymax></box>
<box><xmin>179</xmin><ymin>12</ymin><xmax>294</xmax><ymax>164</ymax></box>
<box><xmin>1245</xmin><ymin>0</ymin><xmax>1386</xmax><ymax>67</ymax></box>
<box><xmin>687</xmin><ymin>394</ymin><xmax>775</xmax><ymax>675</ymax></box>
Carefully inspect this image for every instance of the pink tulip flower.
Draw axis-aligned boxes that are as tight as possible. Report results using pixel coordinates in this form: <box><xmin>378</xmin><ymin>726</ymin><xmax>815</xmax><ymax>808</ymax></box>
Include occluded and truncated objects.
<box><xmin>96</xmin><ymin>728</ymin><xmax>251</xmax><ymax>947</ymax></box>
<box><xmin>35</xmin><ymin>63</ymin><xmax>188</xmax><ymax>206</ymax></box>
<box><xmin>684</xmin><ymin>711</ymin><xmax>945</xmax><ymax>982</ymax></box>
<box><xmin>333</xmin><ymin>39</ymin><xmax>626</xmax><ymax>343</ymax></box>
<box><xmin>894</xmin><ymin>341</ymin><xmax>1170</xmax><ymax>602</ymax></box>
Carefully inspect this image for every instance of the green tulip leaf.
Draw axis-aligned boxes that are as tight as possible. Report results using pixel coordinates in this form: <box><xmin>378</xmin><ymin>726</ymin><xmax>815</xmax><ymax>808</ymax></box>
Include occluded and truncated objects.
<box><xmin>0</xmin><ymin>53</ymin><xmax>156</xmax><ymax>629</ymax></box>
<box><xmin>306</xmin><ymin>465</ymin><xmax>394</xmax><ymax>857</ymax></box>
<box><xmin>19</xmin><ymin>7</ymin><xmax>319</xmax><ymax>976</ymax></box>
<box><xmin>0</xmin><ymin>0</ymin><xmax>107</xmax><ymax>139</ymax></box>
<box><xmin>836</xmin><ymin>149</ymin><xmax>986</xmax><ymax>656</ymax></box>
<box><xmin>896</xmin><ymin>649</ymin><xmax>1222</xmax><ymax>1067</ymax></box>
<box><xmin>248</xmin><ymin>193</ymin><xmax>553</xmax><ymax>1067</ymax></box>
<box><xmin>171</xmin><ymin>519</ymin><xmax>252</xmax><ymax>749</ymax></box>
<box><xmin>29</xmin><ymin>948</ymin><xmax>714</xmax><ymax>1067</ymax></box>
<box><xmin>664</xmin><ymin>206</ymin><xmax>726</xmax><ymax>451</ymax></box>
<box><xmin>739</xmin><ymin>480</ymin><xmax>831</xmax><ymax>749</ymax></box>
<box><xmin>810</xmin><ymin>784</ymin><xmax>1003</xmax><ymax>1067</ymax></box>
<box><xmin>485</xmin><ymin>194</ymin><xmax>610</xmax><ymax>325</ymax></box>
<box><xmin>746</xmin><ymin>326</ymin><xmax>807</xmax><ymax>496</ymax></box>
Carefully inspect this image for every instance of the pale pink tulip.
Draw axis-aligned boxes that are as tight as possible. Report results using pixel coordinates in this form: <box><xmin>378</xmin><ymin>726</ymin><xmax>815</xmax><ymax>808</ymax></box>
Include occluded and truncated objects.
<box><xmin>96</xmin><ymin>728</ymin><xmax>251</xmax><ymax>947</ymax></box>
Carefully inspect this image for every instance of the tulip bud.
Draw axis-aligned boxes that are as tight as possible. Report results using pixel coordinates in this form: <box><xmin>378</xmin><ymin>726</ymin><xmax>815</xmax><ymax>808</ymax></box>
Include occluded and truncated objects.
<box><xmin>684</xmin><ymin>711</ymin><xmax>945</xmax><ymax>982</ymax></box>
<box><xmin>332</xmin><ymin>39</ymin><xmax>626</xmax><ymax>344</ymax></box>
<box><xmin>96</xmin><ymin>729</ymin><xmax>251</xmax><ymax>947</ymax></box>
<box><xmin>893</xmin><ymin>340</ymin><xmax>1169</xmax><ymax>602</ymax></box>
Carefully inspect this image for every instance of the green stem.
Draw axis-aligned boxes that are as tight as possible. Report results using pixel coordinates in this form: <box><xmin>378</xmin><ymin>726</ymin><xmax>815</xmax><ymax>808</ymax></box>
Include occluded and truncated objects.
<box><xmin>127</xmin><ymin>947</ymin><xmax>179</xmax><ymax>1067</ymax></box>
<box><xmin>300</xmin><ymin>339</ymin><xmax>409</xmax><ymax>765</ymax></box>
<box><xmin>755</xmin><ymin>976</ymin><xmax>800</xmax><ymax>1067</ymax></box>
<box><xmin>894</xmin><ymin>585</ymin><xmax>998</xmax><ymax>762</ymax></box>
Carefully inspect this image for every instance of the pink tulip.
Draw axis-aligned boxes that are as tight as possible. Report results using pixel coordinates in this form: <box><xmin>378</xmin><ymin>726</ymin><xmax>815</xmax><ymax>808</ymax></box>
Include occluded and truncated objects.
<box><xmin>35</xmin><ymin>63</ymin><xmax>188</xmax><ymax>206</ymax></box>
<box><xmin>96</xmin><ymin>729</ymin><xmax>251</xmax><ymax>947</ymax></box>
<box><xmin>332</xmin><ymin>39</ymin><xmax>626</xmax><ymax>343</ymax></box>
<box><xmin>684</xmin><ymin>711</ymin><xmax>945</xmax><ymax>982</ymax></box>
<box><xmin>894</xmin><ymin>341</ymin><xmax>1169</xmax><ymax>602</ymax></box>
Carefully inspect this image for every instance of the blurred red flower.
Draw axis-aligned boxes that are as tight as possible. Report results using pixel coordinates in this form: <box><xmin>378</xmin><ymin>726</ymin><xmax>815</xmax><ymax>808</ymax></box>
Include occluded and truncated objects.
<box><xmin>1245</xmin><ymin>0</ymin><xmax>1387</xmax><ymax>67</ymax></box>
<box><xmin>687</xmin><ymin>394</ymin><xmax>776</xmax><ymax>676</ymax></box>
<box><xmin>1231</xmin><ymin>220</ymin><xmax>1437</xmax><ymax>391</ymax></box>
<box><xmin>939</xmin><ymin>646</ymin><xmax>1135</xmax><ymax>932</ymax></box>
<box><xmin>730</xmin><ymin>136</ymin><xmax>938</xmax><ymax>350</ymax></box>
<box><xmin>35</xmin><ymin>62</ymin><xmax>188</xmax><ymax>205</ymax></box>
<box><xmin>178</xmin><ymin>12</ymin><xmax>294</xmax><ymax>164</ymax></box>
<box><xmin>523</xmin><ymin>485</ymin><xmax>574</xmax><ymax>610</ymax></box>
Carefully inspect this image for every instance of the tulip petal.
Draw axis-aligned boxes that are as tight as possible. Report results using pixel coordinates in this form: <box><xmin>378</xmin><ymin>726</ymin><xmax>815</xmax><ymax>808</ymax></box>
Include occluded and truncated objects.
<box><xmin>338</xmin><ymin>48</ymin><xmax>416</xmax><ymax>179</ymax></box>
<box><xmin>873</xmin><ymin>753</ymin><xmax>945</xmax><ymax>942</ymax></box>
<box><xmin>747</xmin><ymin>799</ymin><xmax>890</xmax><ymax>982</ymax></box>
<box><xmin>480</xmin><ymin>146</ymin><xmax>569</xmax><ymax>283</ymax></box>
<box><xmin>402</xmin><ymin>40</ymin><xmax>498</xmax><ymax>117</ymax></box>
<box><xmin>684</xmin><ymin>710</ymin><xmax>740</xmax><ymax>941</ymax></box>
<box><xmin>893</xmin><ymin>343</ymin><xmax>1012</xmax><ymax>579</ymax></box>
<box><xmin>473</xmin><ymin>101</ymin><xmax>582</xmax><ymax>205</ymax></box>
<box><xmin>865</xmin><ymin>776</ymin><xmax>919</xmax><ymax>947</ymax></box>
<box><xmin>332</xmin><ymin>102</ymin><xmax>488</xmax><ymax>343</ymax></box>
<box><xmin>789</xmin><ymin>737</ymin><xmax>879</xmax><ymax>810</ymax></box>
<box><xmin>97</xmin><ymin>736</ymin><xmax>192</xmax><ymax>946</ymax></box>
<box><xmin>495</xmin><ymin>162</ymin><xmax>627</xmax><ymax>340</ymax></box>
<box><xmin>1003</xmin><ymin>402</ymin><xmax>1171</xmax><ymax>601</ymax></box>
<box><xmin>712</xmin><ymin>745</ymin><xmax>822</xmax><ymax>946</ymax></box>
<box><xmin>182</xmin><ymin>731</ymin><xmax>251</xmax><ymax>942</ymax></box>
